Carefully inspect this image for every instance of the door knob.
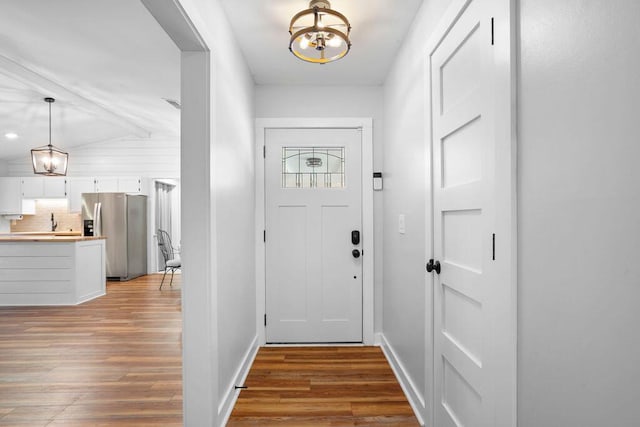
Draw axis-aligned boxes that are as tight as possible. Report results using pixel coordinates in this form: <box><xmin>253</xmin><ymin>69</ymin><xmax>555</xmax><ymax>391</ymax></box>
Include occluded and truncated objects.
<box><xmin>352</xmin><ymin>249</ymin><xmax>361</xmax><ymax>258</ymax></box>
<box><xmin>426</xmin><ymin>259</ymin><xmax>441</xmax><ymax>274</ymax></box>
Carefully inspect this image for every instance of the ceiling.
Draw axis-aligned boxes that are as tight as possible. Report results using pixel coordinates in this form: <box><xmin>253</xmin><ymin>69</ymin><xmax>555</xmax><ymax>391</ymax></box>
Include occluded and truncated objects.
<box><xmin>0</xmin><ymin>0</ymin><xmax>422</xmax><ymax>161</ymax></box>
<box><xmin>220</xmin><ymin>0</ymin><xmax>423</xmax><ymax>85</ymax></box>
<box><xmin>0</xmin><ymin>0</ymin><xmax>180</xmax><ymax>161</ymax></box>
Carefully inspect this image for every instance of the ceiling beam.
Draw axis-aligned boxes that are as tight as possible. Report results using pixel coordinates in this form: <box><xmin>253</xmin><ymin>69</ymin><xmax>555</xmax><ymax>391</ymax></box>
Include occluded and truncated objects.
<box><xmin>0</xmin><ymin>54</ymin><xmax>151</xmax><ymax>138</ymax></box>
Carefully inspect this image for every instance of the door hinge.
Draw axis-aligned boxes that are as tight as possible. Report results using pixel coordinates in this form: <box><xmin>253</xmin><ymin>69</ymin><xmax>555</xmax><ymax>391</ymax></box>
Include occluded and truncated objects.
<box><xmin>263</xmin><ymin>146</ymin><xmax>266</xmax><ymax>158</ymax></box>
<box><xmin>492</xmin><ymin>233</ymin><xmax>496</xmax><ymax>260</ymax></box>
<box><xmin>264</xmin><ymin>314</ymin><xmax>267</xmax><ymax>326</ymax></box>
<box><xmin>263</xmin><ymin>230</ymin><xmax>266</xmax><ymax>242</ymax></box>
<box><xmin>491</xmin><ymin>17</ymin><xmax>494</xmax><ymax>45</ymax></box>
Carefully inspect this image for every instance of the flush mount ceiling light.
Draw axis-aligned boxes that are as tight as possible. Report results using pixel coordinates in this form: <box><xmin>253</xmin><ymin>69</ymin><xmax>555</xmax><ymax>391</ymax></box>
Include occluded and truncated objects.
<box><xmin>31</xmin><ymin>97</ymin><xmax>68</xmax><ymax>176</ymax></box>
<box><xmin>289</xmin><ymin>0</ymin><xmax>351</xmax><ymax>64</ymax></box>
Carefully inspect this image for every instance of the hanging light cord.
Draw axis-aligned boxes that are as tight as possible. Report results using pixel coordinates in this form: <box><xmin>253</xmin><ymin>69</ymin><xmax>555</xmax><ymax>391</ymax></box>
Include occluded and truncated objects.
<box><xmin>48</xmin><ymin>100</ymin><xmax>52</xmax><ymax>148</ymax></box>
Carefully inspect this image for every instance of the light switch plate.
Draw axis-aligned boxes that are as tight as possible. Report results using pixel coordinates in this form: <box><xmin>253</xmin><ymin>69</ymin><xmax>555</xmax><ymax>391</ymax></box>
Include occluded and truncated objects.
<box><xmin>398</xmin><ymin>214</ymin><xmax>406</xmax><ymax>234</ymax></box>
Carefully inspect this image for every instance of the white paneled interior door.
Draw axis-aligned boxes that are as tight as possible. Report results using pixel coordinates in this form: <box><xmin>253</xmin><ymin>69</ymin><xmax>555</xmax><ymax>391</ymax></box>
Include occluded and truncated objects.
<box><xmin>430</xmin><ymin>0</ymin><xmax>514</xmax><ymax>426</ymax></box>
<box><xmin>265</xmin><ymin>128</ymin><xmax>363</xmax><ymax>343</ymax></box>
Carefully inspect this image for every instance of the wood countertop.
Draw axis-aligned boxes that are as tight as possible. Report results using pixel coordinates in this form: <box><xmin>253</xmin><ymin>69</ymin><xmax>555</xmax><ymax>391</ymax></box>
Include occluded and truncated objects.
<box><xmin>0</xmin><ymin>235</ymin><xmax>106</xmax><ymax>242</ymax></box>
<box><xmin>7</xmin><ymin>231</ymin><xmax>83</xmax><ymax>236</ymax></box>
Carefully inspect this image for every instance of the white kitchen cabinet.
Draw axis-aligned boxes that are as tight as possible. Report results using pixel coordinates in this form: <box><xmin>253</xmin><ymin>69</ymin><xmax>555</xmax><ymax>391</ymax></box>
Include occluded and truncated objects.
<box><xmin>0</xmin><ymin>178</ymin><xmax>22</xmax><ymax>215</ymax></box>
<box><xmin>94</xmin><ymin>176</ymin><xmax>147</xmax><ymax>195</ymax></box>
<box><xmin>21</xmin><ymin>199</ymin><xmax>36</xmax><ymax>215</ymax></box>
<box><xmin>0</xmin><ymin>238</ymin><xmax>106</xmax><ymax>305</ymax></box>
<box><xmin>21</xmin><ymin>177</ymin><xmax>44</xmax><ymax>198</ymax></box>
<box><xmin>118</xmin><ymin>177</ymin><xmax>143</xmax><ymax>194</ymax></box>
<box><xmin>94</xmin><ymin>177</ymin><xmax>118</xmax><ymax>193</ymax></box>
<box><xmin>68</xmin><ymin>177</ymin><xmax>96</xmax><ymax>213</ymax></box>
<box><xmin>43</xmin><ymin>177</ymin><xmax>68</xmax><ymax>198</ymax></box>
<box><xmin>21</xmin><ymin>177</ymin><xmax>67</xmax><ymax>199</ymax></box>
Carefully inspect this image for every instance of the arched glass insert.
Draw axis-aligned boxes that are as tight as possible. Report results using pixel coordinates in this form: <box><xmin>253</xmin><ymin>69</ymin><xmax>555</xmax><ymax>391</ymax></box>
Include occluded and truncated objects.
<box><xmin>282</xmin><ymin>147</ymin><xmax>345</xmax><ymax>188</ymax></box>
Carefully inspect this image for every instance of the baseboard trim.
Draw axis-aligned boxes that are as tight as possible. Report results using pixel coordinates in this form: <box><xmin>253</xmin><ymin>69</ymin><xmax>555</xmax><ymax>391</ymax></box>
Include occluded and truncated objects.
<box><xmin>379</xmin><ymin>333</ymin><xmax>426</xmax><ymax>426</ymax></box>
<box><xmin>374</xmin><ymin>332</ymin><xmax>383</xmax><ymax>346</ymax></box>
<box><xmin>218</xmin><ymin>335</ymin><xmax>260</xmax><ymax>425</ymax></box>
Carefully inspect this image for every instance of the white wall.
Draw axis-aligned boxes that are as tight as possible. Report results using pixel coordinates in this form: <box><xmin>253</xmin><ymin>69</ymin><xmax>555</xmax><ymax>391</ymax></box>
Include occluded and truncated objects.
<box><xmin>5</xmin><ymin>136</ymin><xmax>179</xmax><ymax>177</ymax></box>
<box><xmin>381</xmin><ymin>0</ymin><xmax>450</xmax><ymax>419</ymax></box>
<box><xmin>176</xmin><ymin>0</ymin><xmax>256</xmax><ymax>425</ymax></box>
<box><xmin>518</xmin><ymin>1</ymin><xmax>640</xmax><ymax>425</ymax></box>
<box><xmin>0</xmin><ymin>160</ymin><xmax>10</xmax><ymax>231</ymax></box>
<box><xmin>0</xmin><ymin>158</ymin><xmax>8</xmax><ymax>235</ymax></box>
<box><xmin>256</xmin><ymin>85</ymin><xmax>384</xmax><ymax>332</ymax></box>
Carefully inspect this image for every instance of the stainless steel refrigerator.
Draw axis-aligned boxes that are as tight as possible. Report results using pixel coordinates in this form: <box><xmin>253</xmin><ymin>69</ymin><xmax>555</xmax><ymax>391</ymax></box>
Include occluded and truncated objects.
<box><xmin>81</xmin><ymin>193</ymin><xmax>147</xmax><ymax>281</ymax></box>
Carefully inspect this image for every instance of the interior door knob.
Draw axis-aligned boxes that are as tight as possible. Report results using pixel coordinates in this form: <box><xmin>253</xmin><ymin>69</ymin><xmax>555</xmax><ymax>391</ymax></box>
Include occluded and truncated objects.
<box><xmin>426</xmin><ymin>259</ymin><xmax>441</xmax><ymax>274</ymax></box>
<box><xmin>352</xmin><ymin>249</ymin><xmax>361</xmax><ymax>258</ymax></box>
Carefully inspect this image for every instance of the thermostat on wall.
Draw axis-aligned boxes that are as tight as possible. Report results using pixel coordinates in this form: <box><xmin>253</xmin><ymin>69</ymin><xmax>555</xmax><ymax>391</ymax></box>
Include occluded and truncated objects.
<box><xmin>373</xmin><ymin>172</ymin><xmax>383</xmax><ymax>191</ymax></box>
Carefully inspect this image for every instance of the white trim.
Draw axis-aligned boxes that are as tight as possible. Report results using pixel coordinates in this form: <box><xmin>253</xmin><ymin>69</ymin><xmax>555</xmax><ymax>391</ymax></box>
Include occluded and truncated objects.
<box><xmin>218</xmin><ymin>335</ymin><xmax>260</xmax><ymax>426</ymax></box>
<box><xmin>144</xmin><ymin>1</ymin><xmax>214</xmax><ymax>424</ymax></box>
<box><xmin>255</xmin><ymin>117</ymin><xmax>375</xmax><ymax>345</ymax></box>
<box><xmin>379</xmin><ymin>334</ymin><xmax>426</xmax><ymax>426</ymax></box>
<box><xmin>76</xmin><ymin>289</ymin><xmax>105</xmax><ymax>305</ymax></box>
<box><xmin>374</xmin><ymin>332</ymin><xmax>383</xmax><ymax>346</ymax></box>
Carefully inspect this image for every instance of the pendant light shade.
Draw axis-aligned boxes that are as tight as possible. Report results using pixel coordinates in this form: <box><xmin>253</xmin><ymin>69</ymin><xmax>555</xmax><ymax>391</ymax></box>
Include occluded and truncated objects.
<box><xmin>289</xmin><ymin>0</ymin><xmax>351</xmax><ymax>64</ymax></box>
<box><xmin>31</xmin><ymin>97</ymin><xmax>68</xmax><ymax>176</ymax></box>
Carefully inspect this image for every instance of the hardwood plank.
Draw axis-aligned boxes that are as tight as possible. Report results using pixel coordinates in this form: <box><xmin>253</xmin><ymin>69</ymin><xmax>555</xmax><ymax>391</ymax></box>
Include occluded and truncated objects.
<box><xmin>2</xmin><ymin>276</ymin><xmax>419</xmax><ymax>425</ymax></box>
<box><xmin>229</xmin><ymin>346</ymin><xmax>420</xmax><ymax>426</ymax></box>
<box><xmin>0</xmin><ymin>274</ymin><xmax>183</xmax><ymax>425</ymax></box>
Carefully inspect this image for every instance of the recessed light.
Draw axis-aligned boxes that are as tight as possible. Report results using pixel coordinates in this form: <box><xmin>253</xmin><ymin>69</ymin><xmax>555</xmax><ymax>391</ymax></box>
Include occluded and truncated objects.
<box><xmin>5</xmin><ymin>132</ymin><xmax>19</xmax><ymax>140</ymax></box>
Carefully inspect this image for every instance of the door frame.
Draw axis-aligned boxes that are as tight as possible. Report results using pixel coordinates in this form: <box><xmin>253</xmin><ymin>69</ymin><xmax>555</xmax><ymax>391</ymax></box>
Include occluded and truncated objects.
<box><xmin>255</xmin><ymin>117</ymin><xmax>375</xmax><ymax>345</ymax></box>
<box><xmin>423</xmin><ymin>0</ymin><xmax>517</xmax><ymax>425</ymax></box>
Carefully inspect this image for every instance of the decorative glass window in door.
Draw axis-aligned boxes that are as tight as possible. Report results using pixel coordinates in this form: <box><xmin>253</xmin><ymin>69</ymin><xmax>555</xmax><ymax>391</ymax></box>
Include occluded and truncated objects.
<box><xmin>282</xmin><ymin>147</ymin><xmax>345</xmax><ymax>188</ymax></box>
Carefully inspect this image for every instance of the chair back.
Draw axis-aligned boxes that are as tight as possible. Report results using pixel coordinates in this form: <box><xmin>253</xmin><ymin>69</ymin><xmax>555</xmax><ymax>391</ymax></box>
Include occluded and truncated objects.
<box><xmin>157</xmin><ymin>229</ymin><xmax>175</xmax><ymax>263</ymax></box>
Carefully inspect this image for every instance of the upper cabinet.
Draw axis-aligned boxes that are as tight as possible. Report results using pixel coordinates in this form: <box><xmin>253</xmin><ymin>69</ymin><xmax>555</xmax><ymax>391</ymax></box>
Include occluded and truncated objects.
<box><xmin>118</xmin><ymin>177</ymin><xmax>145</xmax><ymax>194</ymax></box>
<box><xmin>94</xmin><ymin>177</ymin><xmax>118</xmax><ymax>193</ymax></box>
<box><xmin>21</xmin><ymin>177</ymin><xmax>67</xmax><ymax>199</ymax></box>
<box><xmin>43</xmin><ymin>177</ymin><xmax>68</xmax><ymax>198</ymax></box>
<box><xmin>1</xmin><ymin>176</ymin><xmax>148</xmax><ymax>215</ymax></box>
<box><xmin>20</xmin><ymin>177</ymin><xmax>44</xmax><ymax>198</ymax></box>
<box><xmin>67</xmin><ymin>177</ymin><xmax>97</xmax><ymax>213</ymax></box>
<box><xmin>95</xmin><ymin>176</ymin><xmax>146</xmax><ymax>195</ymax></box>
<box><xmin>69</xmin><ymin>176</ymin><xmax>147</xmax><ymax>212</ymax></box>
<box><xmin>0</xmin><ymin>178</ymin><xmax>22</xmax><ymax>215</ymax></box>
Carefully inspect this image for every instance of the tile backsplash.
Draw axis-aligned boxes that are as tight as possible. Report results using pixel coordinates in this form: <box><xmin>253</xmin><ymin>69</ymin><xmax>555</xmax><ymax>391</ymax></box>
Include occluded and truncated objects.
<box><xmin>11</xmin><ymin>199</ymin><xmax>82</xmax><ymax>233</ymax></box>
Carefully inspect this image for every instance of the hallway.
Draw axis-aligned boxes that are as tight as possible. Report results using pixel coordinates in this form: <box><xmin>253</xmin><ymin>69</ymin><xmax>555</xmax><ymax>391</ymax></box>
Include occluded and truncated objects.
<box><xmin>228</xmin><ymin>346</ymin><xmax>419</xmax><ymax>426</ymax></box>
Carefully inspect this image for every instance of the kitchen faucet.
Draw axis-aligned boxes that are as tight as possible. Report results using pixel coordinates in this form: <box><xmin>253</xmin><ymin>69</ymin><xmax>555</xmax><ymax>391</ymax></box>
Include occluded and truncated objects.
<box><xmin>51</xmin><ymin>213</ymin><xmax>57</xmax><ymax>232</ymax></box>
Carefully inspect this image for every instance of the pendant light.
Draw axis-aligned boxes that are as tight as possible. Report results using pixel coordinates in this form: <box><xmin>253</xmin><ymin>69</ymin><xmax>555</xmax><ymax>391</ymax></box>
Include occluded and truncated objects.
<box><xmin>289</xmin><ymin>0</ymin><xmax>351</xmax><ymax>64</ymax></box>
<box><xmin>31</xmin><ymin>97</ymin><xmax>68</xmax><ymax>176</ymax></box>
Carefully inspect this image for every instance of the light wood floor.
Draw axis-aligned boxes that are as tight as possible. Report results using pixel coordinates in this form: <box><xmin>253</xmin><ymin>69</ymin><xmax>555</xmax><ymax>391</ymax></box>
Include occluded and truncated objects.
<box><xmin>227</xmin><ymin>346</ymin><xmax>420</xmax><ymax>426</ymax></box>
<box><xmin>0</xmin><ymin>274</ymin><xmax>182</xmax><ymax>426</ymax></box>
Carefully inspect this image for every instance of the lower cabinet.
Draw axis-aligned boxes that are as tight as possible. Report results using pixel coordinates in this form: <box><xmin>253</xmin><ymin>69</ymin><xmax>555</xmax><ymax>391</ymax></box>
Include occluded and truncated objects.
<box><xmin>0</xmin><ymin>238</ymin><xmax>107</xmax><ymax>306</ymax></box>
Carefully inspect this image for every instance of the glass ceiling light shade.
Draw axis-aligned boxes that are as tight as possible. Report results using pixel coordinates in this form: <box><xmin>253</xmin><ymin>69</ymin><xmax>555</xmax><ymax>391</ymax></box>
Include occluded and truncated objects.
<box><xmin>289</xmin><ymin>0</ymin><xmax>351</xmax><ymax>64</ymax></box>
<box><xmin>31</xmin><ymin>97</ymin><xmax>68</xmax><ymax>176</ymax></box>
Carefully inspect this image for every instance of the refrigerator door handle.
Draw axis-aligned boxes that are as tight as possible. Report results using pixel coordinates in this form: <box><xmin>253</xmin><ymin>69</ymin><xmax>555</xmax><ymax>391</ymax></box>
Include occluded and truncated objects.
<box><xmin>94</xmin><ymin>202</ymin><xmax>102</xmax><ymax>236</ymax></box>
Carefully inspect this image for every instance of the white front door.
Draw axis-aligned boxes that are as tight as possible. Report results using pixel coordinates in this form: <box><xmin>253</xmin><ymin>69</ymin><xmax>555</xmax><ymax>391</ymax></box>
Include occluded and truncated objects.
<box><xmin>430</xmin><ymin>0</ymin><xmax>514</xmax><ymax>426</ymax></box>
<box><xmin>265</xmin><ymin>128</ymin><xmax>363</xmax><ymax>343</ymax></box>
